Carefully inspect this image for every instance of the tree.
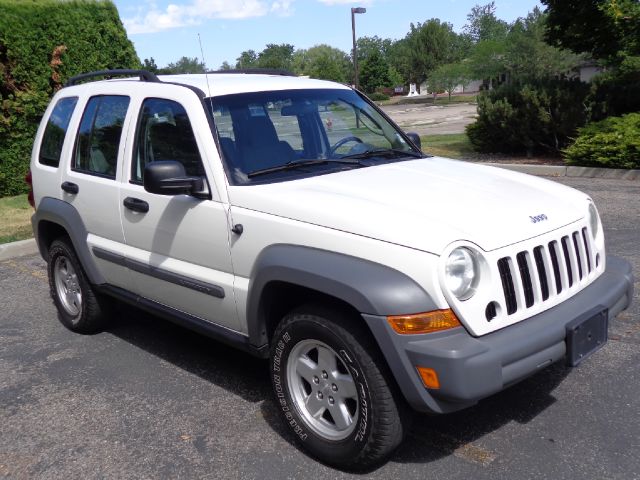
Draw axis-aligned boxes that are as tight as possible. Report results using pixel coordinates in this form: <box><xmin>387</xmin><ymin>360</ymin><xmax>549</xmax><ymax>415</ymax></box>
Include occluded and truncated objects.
<box><xmin>258</xmin><ymin>43</ymin><xmax>295</xmax><ymax>71</ymax></box>
<box><xmin>403</xmin><ymin>19</ymin><xmax>461</xmax><ymax>84</ymax></box>
<box><xmin>160</xmin><ymin>56</ymin><xmax>205</xmax><ymax>74</ymax></box>
<box><xmin>0</xmin><ymin>0</ymin><xmax>139</xmax><ymax>196</ymax></box>
<box><xmin>429</xmin><ymin>63</ymin><xmax>471</xmax><ymax>101</ymax></box>
<box><xmin>235</xmin><ymin>50</ymin><xmax>258</xmax><ymax>69</ymax></box>
<box><xmin>359</xmin><ymin>50</ymin><xmax>391</xmax><ymax>93</ymax></box>
<box><xmin>466</xmin><ymin>39</ymin><xmax>506</xmax><ymax>86</ymax></box>
<box><xmin>291</xmin><ymin>49</ymin><xmax>308</xmax><ymax>75</ymax></box>
<box><xmin>142</xmin><ymin>57</ymin><xmax>159</xmax><ymax>73</ymax></box>
<box><xmin>302</xmin><ymin>45</ymin><xmax>351</xmax><ymax>83</ymax></box>
<box><xmin>541</xmin><ymin>0</ymin><xmax>640</xmax><ymax>63</ymax></box>
<box><xmin>387</xmin><ymin>65</ymin><xmax>404</xmax><ymax>88</ymax></box>
<box><xmin>219</xmin><ymin>61</ymin><xmax>232</xmax><ymax>71</ymax></box>
<box><xmin>385</xmin><ymin>39</ymin><xmax>413</xmax><ymax>86</ymax></box>
<box><xmin>356</xmin><ymin>36</ymin><xmax>393</xmax><ymax>64</ymax></box>
<box><xmin>463</xmin><ymin>2</ymin><xmax>510</xmax><ymax>43</ymax></box>
<box><xmin>504</xmin><ymin>8</ymin><xmax>582</xmax><ymax>82</ymax></box>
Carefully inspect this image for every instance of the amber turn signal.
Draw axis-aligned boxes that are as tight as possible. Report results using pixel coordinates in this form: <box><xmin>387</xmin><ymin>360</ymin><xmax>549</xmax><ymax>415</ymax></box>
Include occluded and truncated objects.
<box><xmin>387</xmin><ymin>309</ymin><xmax>461</xmax><ymax>335</ymax></box>
<box><xmin>416</xmin><ymin>366</ymin><xmax>440</xmax><ymax>389</ymax></box>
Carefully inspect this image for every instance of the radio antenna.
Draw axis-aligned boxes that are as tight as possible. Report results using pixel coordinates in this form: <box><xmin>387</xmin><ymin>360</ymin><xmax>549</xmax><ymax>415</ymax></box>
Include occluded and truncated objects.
<box><xmin>198</xmin><ymin>33</ymin><xmax>214</xmax><ymax>107</ymax></box>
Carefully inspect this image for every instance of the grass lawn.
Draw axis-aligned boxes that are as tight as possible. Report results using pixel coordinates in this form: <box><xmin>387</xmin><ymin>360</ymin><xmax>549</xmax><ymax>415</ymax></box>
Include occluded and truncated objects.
<box><xmin>421</xmin><ymin>133</ymin><xmax>476</xmax><ymax>159</ymax></box>
<box><xmin>0</xmin><ymin>194</ymin><xmax>33</xmax><ymax>244</ymax></box>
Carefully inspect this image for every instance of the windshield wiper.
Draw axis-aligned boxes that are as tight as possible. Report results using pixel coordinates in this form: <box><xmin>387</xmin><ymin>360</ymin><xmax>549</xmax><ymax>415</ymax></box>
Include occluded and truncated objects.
<box><xmin>248</xmin><ymin>158</ymin><xmax>366</xmax><ymax>178</ymax></box>
<box><xmin>340</xmin><ymin>148</ymin><xmax>424</xmax><ymax>160</ymax></box>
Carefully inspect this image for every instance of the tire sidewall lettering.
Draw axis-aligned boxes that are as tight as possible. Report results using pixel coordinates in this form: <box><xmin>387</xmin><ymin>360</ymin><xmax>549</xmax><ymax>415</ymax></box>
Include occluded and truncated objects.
<box><xmin>270</xmin><ymin>320</ymin><xmax>372</xmax><ymax>448</ymax></box>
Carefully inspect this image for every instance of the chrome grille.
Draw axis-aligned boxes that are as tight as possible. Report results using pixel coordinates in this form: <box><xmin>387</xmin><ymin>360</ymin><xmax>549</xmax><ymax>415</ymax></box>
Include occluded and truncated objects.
<box><xmin>497</xmin><ymin>227</ymin><xmax>596</xmax><ymax>315</ymax></box>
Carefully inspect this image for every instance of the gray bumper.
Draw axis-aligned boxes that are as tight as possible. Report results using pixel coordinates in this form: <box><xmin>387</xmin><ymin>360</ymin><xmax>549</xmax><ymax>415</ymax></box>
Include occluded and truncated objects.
<box><xmin>363</xmin><ymin>256</ymin><xmax>634</xmax><ymax>414</ymax></box>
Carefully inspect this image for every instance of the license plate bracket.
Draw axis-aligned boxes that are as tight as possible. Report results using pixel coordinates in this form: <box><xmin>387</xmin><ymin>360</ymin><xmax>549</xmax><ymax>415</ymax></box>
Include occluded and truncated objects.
<box><xmin>565</xmin><ymin>307</ymin><xmax>608</xmax><ymax>367</ymax></box>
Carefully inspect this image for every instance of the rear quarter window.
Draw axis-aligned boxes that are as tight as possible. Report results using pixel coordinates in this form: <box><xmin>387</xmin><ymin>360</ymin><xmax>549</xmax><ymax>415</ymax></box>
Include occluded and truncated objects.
<box><xmin>38</xmin><ymin>97</ymin><xmax>79</xmax><ymax>167</ymax></box>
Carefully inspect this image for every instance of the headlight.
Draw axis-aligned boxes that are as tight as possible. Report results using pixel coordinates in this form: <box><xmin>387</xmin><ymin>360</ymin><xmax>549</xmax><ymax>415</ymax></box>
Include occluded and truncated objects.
<box><xmin>588</xmin><ymin>203</ymin><xmax>599</xmax><ymax>238</ymax></box>
<box><xmin>445</xmin><ymin>247</ymin><xmax>479</xmax><ymax>300</ymax></box>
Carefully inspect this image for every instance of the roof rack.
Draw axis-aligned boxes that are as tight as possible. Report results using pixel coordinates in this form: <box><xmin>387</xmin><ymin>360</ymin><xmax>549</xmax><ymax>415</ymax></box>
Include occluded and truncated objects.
<box><xmin>206</xmin><ymin>68</ymin><xmax>296</xmax><ymax>77</ymax></box>
<box><xmin>65</xmin><ymin>69</ymin><xmax>161</xmax><ymax>87</ymax></box>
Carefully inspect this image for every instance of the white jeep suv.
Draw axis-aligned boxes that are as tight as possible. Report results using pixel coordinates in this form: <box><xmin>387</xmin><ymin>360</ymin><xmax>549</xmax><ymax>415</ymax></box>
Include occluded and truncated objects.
<box><xmin>29</xmin><ymin>69</ymin><xmax>634</xmax><ymax>469</ymax></box>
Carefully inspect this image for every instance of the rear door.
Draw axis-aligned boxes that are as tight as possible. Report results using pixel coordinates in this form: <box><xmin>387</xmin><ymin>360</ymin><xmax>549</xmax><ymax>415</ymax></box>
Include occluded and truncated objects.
<box><xmin>118</xmin><ymin>92</ymin><xmax>240</xmax><ymax>332</ymax></box>
<box><xmin>64</xmin><ymin>94</ymin><xmax>132</xmax><ymax>290</ymax></box>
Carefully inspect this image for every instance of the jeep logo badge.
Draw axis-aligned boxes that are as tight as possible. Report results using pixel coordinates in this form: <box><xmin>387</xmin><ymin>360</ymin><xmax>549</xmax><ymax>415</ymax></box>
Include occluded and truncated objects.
<box><xmin>530</xmin><ymin>214</ymin><xmax>548</xmax><ymax>223</ymax></box>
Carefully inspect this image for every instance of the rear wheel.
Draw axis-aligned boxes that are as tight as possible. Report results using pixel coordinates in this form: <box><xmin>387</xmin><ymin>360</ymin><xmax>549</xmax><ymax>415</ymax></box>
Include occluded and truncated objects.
<box><xmin>270</xmin><ymin>305</ymin><xmax>408</xmax><ymax>470</ymax></box>
<box><xmin>47</xmin><ymin>238</ymin><xmax>110</xmax><ymax>334</ymax></box>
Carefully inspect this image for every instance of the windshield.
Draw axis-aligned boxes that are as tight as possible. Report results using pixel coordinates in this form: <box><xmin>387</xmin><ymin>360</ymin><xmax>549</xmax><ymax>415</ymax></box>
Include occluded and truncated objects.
<box><xmin>208</xmin><ymin>89</ymin><xmax>421</xmax><ymax>184</ymax></box>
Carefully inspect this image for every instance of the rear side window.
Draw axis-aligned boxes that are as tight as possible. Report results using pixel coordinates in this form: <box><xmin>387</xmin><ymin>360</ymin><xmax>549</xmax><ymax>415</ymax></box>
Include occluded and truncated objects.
<box><xmin>132</xmin><ymin>98</ymin><xmax>203</xmax><ymax>183</ymax></box>
<box><xmin>73</xmin><ymin>95</ymin><xmax>130</xmax><ymax>178</ymax></box>
<box><xmin>39</xmin><ymin>97</ymin><xmax>78</xmax><ymax>167</ymax></box>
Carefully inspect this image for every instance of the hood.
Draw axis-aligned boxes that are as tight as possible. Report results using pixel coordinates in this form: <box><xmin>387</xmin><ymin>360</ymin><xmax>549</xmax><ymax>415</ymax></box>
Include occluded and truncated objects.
<box><xmin>228</xmin><ymin>157</ymin><xmax>589</xmax><ymax>254</ymax></box>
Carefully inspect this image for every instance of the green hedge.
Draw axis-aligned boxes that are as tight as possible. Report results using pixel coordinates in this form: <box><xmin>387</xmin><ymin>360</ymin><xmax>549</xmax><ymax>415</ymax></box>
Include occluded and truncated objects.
<box><xmin>465</xmin><ymin>80</ymin><xmax>591</xmax><ymax>156</ymax></box>
<box><xmin>563</xmin><ymin>113</ymin><xmax>640</xmax><ymax>169</ymax></box>
<box><xmin>0</xmin><ymin>0</ymin><xmax>139</xmax><ymax>196</ymax></box>
<box><xmin>368</xmin><ymin>92</ymin><xmax>391</xmax><ymax>101</ymax></box>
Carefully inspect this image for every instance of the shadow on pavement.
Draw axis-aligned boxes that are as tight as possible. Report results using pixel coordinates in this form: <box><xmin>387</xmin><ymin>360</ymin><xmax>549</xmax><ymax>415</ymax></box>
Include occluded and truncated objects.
<box><xmin>107</xmin><ymin>303</ymin><xmax>271</xmax><ymax>403</ymax></box>
<box><xmin>107</xmin><ymin>301</ymin><xmax>570</xmax><ymax>470</ymax></box>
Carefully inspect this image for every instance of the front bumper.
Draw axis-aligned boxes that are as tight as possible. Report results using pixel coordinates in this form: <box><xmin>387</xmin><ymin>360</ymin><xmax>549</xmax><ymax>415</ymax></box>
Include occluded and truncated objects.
<box><xmin>363</xmin><ymin>256</ymin><xmax>634</xmax><ymax>414</ymax></box>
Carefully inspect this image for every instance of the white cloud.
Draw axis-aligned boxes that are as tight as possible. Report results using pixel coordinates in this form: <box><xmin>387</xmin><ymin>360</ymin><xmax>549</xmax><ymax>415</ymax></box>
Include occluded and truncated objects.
<box><xmin>271</xmin><ymin>0</ymin><xmax>294</xmax><ymax>16</ymax></box>
<box><xmin>124</xmin><ymin>0</ymin><xmax>281</xmax><ymax>34</ymax></box>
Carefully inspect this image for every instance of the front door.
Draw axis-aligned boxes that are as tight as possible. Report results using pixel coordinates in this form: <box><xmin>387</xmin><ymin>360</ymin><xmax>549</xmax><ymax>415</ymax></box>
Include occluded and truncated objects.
<box><xmin>119</xmin><ymin>95</ymin><xmax>239</xmax><ymax>332</ymax></box>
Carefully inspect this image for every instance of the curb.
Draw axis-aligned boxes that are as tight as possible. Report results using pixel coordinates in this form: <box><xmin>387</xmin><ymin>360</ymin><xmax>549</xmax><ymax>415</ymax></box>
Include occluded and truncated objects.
<box><xmin>0</xmin><ymin>238</ymin><xmax>38</xmax><ymax>261</ymax></box>
<box><xmin>483</xmin><ymin>163</ymin><xmax>640</xmax><ymax>180</ymax></box>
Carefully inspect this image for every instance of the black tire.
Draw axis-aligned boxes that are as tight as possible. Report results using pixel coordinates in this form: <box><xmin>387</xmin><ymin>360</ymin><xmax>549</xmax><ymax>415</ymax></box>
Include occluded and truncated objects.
<box><xmin>270</xmin><ymin>304</ymin><xmax>408</xmax><ymax>470</ymax></box>
<box><xmin>47</xmin><ymin>238</ymin><xmax>111</xmax><ymax>334</ymax></box>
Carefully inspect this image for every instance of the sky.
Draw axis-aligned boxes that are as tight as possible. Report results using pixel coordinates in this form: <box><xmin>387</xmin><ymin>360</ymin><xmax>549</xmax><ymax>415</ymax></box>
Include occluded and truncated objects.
<box><xmin>113</xmin><ymin>0</ymin><xmax>543</xmax><ymax>69</ymax></box>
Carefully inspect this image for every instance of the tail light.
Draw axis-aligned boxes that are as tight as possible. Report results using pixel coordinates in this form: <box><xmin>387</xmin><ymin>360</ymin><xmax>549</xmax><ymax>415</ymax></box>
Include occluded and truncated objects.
<box><xmin>25</xmin><ymin>170</ymin><xmax>35</xmax><ymax>208</ymax></box>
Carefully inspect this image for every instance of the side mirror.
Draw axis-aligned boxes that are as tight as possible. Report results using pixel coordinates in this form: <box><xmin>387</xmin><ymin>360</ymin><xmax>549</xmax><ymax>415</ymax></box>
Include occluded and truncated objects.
<box><xmin>143</xmin><ymin>161</ymin><xmax>204</xmax><ymax>196</ymax></box>
<box><xmin>406</xmin><ymin>132</ymin><xmax>422</xmax><ymax>150</ymax></box>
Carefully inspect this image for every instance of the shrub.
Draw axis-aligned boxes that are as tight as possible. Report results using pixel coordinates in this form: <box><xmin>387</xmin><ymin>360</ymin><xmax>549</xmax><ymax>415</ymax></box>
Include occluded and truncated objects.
<box><xmin>563</xmin><ymin>113</ymin><xmax>640</xmax><ymax>169</ymax></box>
<box><xmin>0</xmin><ymin>0</ymin><xmax>139</xmax><ymax>197</ymax></box>
<box><xmin>466</xmin><ymin>79</ymin><xmax>591</xmax><ymax>155</ymax></box>
<box><xmin>589</xmin><ymin>56</ymin><xmax>640</xmax><ymax>121</ymax></box>
<box><xmin>368</xmin><ymin>92</ymin><xmax>390</xmax><ymax>102</ymax></box>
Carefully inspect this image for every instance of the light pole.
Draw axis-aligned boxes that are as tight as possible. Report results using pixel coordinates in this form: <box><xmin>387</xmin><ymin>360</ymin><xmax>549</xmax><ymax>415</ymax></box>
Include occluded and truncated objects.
<box><xmin>351</xmin><ymin>7</ymin><xmax>366</xmax><ymax>91</ymax></box>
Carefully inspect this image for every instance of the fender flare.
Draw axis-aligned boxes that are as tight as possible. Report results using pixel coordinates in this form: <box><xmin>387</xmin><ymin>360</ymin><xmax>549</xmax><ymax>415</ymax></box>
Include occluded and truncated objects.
<box><xmin>32</xmin><ymin>197</ymin><xmax>105</xmax><ymax>285</ymax></box>
<box><xmin>246</xmin><ymin>244</ymin><xmax>437</xmax><ymax>347</ymax></box>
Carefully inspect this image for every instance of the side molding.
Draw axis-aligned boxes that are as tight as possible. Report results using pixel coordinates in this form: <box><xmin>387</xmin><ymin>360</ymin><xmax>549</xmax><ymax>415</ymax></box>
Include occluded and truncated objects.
<box><xmin>93</xmin><ymin>247</ymin><xmax>225</xmax><ymax>298</ymax></box>
<box><xmin>31</xmin><ymin>197</ymin><xmax>105</xmax><ymax>285</ymax></box>
<box><xmin>246</xmin><ymin>244</ymin><xmax>437</xmax><ymax>347</ymax></box>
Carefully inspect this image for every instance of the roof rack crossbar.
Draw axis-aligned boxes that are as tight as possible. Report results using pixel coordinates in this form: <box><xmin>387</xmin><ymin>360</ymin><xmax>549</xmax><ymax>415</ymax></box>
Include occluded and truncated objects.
<box><xmin>65</xmin><ymin>69</ymin><xmax>161</xmax><ymax>87</ymax></box>
<box><xmin>206</xmin><ymin>68</ymin><xmax>296</xmax><ymax>77</ymax></box>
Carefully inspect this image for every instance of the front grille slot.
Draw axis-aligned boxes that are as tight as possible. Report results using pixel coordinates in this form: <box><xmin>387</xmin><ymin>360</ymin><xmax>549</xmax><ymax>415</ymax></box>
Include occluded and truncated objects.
<box><xmin>548</xmin><ymin>241</ymin><xmax>563</xmax><ymax>294</ymax></box>
<box><xmin>533</xmin><ymin>246</ymin><xmax>549</xmax><ymax>300</ymax></box>
<box><xmin>498</xmin><ymin>258</ymin><xmax>518</xmax><ymax>315</ymax></box>
<box><xmin>582</xmin><ymin>227</ymin><xmax>592</xmax><ymax>273</ymax></box>
<box><xmin>572</xmin><ymin>232</ymin><xmax>583</xmax><ymax>280</ymax></box>
<box><xmin>516</xmin><ymin>252</ymin><xmax>534</xmax><ymax>308</ymax></box>
<box><xmin>561</xmin><ymin>236</ymin><xmax>574</xmax><ymax>287</ymax></box>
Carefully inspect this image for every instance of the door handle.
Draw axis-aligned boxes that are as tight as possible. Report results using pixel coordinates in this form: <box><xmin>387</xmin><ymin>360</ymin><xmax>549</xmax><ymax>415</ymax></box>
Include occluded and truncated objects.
<box><xmin>61</xmin><ymin>181</ymin><xmax>79</xmax><ymax>194</ymax></box>
<box><xmin>123</xmin><ymin>197</ymin><xmax>149</xmax><ymax>213</ymax></box>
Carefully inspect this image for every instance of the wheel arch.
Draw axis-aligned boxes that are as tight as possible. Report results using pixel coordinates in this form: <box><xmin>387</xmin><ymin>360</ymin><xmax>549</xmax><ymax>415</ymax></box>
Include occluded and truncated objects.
<box><xmin>246</xmin><ymin>244</ymin><xmax>438</xmax><ymax>349</ymax></box>
<box><xmin>32</xmin><ymin>197</ymin><xmax>105</xmax><ymax>285</ymax></box>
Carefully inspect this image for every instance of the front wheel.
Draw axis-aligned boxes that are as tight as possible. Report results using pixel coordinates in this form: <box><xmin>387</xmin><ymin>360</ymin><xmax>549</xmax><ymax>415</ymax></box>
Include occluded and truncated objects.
<box><xmin>270</xmin><ymin>305</ymin><xmax>407</xmax><ymax>470</ymax></box>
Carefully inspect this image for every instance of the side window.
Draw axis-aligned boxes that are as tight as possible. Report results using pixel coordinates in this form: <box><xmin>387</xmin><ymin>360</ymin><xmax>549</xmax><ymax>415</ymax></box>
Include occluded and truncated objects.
<box><xmin>73</xmin><ymin>95</ymin><xmax>130</xmax><ymax>178</ymax></box>
<box><xmin>39</xmin><ymin>97</ymin><xmax>78</xmax><ymax>167</ymax></box>
<box><xmin>132</xmin><ymin>98</ymin><xmax>204</xmax><ymax>183</ymax></box>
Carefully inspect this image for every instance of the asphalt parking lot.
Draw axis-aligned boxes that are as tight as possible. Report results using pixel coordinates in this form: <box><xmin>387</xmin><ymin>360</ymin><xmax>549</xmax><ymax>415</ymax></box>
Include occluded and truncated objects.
<box><xmin>1</xmin><ymin>175</ymin><xmax>638</xmax><ymax>479</ymax></box>
<box><xmin>382</xmin><ymin>102</ymin><xmax>477</xmax><ymax>135</ymax></box>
